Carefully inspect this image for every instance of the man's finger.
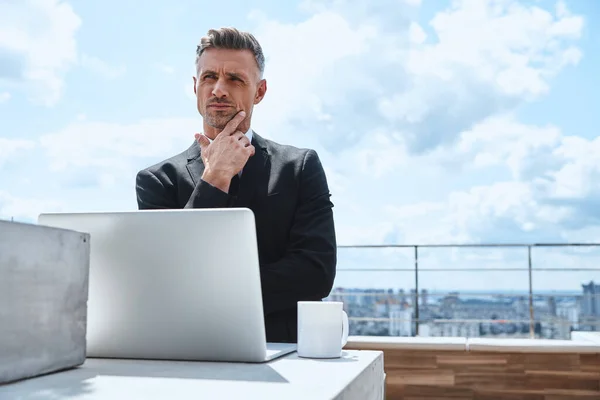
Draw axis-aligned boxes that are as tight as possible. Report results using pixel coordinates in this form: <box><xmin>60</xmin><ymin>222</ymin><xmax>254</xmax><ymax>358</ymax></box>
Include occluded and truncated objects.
<box><xmin>232</xmin><ymin>130</ymin><xmax>244</xmax><ymax>140</ymax></box>
<box><xmin>222</xmin><ymin>111</ymin><xmax>246</xmax><ymax>135</ymax></box>
<box><xmin>196</xmin><ymin>133</ymin><xmax>210</xmax><ymax>150</ymax></box>
<box><xmin>239</xmin><ymin>135</ymin><xmax>251</xmax><ymax>147</ymax></box>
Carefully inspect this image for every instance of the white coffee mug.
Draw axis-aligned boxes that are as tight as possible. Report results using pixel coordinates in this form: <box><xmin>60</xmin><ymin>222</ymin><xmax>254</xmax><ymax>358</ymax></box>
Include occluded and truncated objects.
<box><xmin>297</xmin><ymin>301</ymin><xmax>349</xmax><ymax>358</ymax></box>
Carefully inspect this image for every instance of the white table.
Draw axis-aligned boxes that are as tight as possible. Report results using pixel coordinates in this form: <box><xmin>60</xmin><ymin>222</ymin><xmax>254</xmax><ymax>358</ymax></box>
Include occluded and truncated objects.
<box><xmin>571</xmin><ymin>331</ymin><xmax>600</xmax><ymax>345</ymax></box>
<box><xmin>0</xmin><ymin>350</ymin><xmax>384</xmax><ymax>400</ymax></box>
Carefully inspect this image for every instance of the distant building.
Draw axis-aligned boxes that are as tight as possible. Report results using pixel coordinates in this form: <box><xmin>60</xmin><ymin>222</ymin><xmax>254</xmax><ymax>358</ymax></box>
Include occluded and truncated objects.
<box><xmin>580</xmin><ymin>281</ymin><xmax>600</xmax><ymax>332</ymax></box>
<box><xmin>421</xmin><ymin>289</ymin><xmax>428</xmax><ymax>307</ymax></box>
<box><xmin>398</xmin><ymin>289</ymin><xmax>406</xmax><ymax>304</ymax></box>
<box><xmin>557</xmin><ymin>301</ymin><xmax>579</xmax><ymax>330</ymax></box>
<box><xmin>582</xmin><ymin>281</ymin><xmax>600</xmax><ymax>316</ymax></box>
<box><xmin>547</xmin><ymin>296</ymin><xmax>556</xmax><ymax>317</ymax></box>
<box><xmin>389</xmin><ymin>307</ymin><xmax>412</xmax><ymax>336</ymax></box>
<box><xmin>410</xmin><ymin>289</ymin><xmax>417</xmax><ymax>308</ymax></box>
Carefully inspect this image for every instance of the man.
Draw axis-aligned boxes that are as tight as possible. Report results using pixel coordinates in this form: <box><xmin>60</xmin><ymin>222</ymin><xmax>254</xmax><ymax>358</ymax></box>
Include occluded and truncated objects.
<box><xmin>135</xmin><ymin>27</ymin><xmax>337</xmax><ymax>343</ymax></box>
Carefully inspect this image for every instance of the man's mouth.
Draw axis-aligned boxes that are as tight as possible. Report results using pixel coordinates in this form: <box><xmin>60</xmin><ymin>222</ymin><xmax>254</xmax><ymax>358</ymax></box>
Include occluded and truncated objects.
<box><xmin>208</xmin><ymin>104</ymin><xmax>233</xmax><ymax>109</ymax></box>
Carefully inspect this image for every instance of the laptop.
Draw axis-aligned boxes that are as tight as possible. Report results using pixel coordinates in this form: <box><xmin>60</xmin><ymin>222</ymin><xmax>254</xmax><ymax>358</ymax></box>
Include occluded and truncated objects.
<box><xmin>38</xmin><ymin>208</ymin><xmax>296</xmax><ymax>363</ymax></box>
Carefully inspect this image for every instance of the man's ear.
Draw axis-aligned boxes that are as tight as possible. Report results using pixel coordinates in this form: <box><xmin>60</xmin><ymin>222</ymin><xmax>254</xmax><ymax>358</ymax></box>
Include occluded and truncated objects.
<box><xmin>254</xmin><ymin>79</ymin><xmax>267</xmax><ymax>105</ymax></box>
<box><xmin>193</xmin><ymin>76</ymin><xmax>198</xmax><ymax>95</ymax></box>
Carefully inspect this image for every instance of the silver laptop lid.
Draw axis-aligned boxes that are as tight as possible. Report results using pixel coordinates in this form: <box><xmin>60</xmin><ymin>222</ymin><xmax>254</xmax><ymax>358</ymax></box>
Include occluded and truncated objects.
<box><xmin>38</xmin><ymin>208</ymin><xmax>268</xmax><ymax>362</ymax></box>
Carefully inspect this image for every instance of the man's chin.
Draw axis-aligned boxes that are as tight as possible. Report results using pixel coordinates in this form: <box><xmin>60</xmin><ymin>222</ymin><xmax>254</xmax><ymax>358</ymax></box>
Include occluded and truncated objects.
<box><xmin>205</xmin><ymin>117</ymin><xmax>230</xmax><ymax>131</ymax></box>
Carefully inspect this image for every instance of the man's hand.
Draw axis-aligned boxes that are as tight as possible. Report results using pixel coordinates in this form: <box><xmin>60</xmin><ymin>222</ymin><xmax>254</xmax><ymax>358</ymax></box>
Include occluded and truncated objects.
<box><xmin>195</xmin><ymin>111</ymin><xmax>255</xmax><ymax>193</ymax></box>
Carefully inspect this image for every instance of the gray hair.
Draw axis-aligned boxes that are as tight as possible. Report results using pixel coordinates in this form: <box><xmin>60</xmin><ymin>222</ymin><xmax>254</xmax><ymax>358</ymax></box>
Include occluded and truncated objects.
<box><xmin>196</xmin><ymin>27</ymin><xmax>265</xmax><ymax>78</ymax></box>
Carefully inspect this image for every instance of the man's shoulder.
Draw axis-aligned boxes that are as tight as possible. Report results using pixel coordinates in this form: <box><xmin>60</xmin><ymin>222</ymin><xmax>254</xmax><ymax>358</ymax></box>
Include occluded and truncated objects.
<box><xmin>259</xmin><ymin>135</ymin><xmax>319</xmax><ymax>166</ymax></box>
<box><xmin>137</xmin><ymin>142</ymin><xmax>196</xmax><ymax>177</ymax></box>
<box><xmin>258</xmin><ymin>134</ymin><xmax>330</xmax><ymax>195</ymax></box>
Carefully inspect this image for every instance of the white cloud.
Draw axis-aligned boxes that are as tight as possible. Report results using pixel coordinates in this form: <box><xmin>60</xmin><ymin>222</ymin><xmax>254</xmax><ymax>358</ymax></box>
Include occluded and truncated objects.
<box><xmin>378</xmin><ymin>0</ymin><xmax>583</xmax><ymax>152</ymax></box>
<box><xmin>38</xmin><ymin>117</ymin><xmax>201</xmax><ymax>176</ymax></box>
<box><xmin>377</xmin><ymin>113</ymin><xmax>600</xmax><ymax>246</ymax></box>
<box><xmin>157</xmin><ymin>64</ymin><xmax>176</xmax><ymax>75</ymax></box>
<box><xmin>437</xmin><ymin>115</ymin><xmax>564</xmax><ymax>180</ymax></box>
<box><xmin>408</xmin><ymin>22</ymin><xmax>426</xmax><ymax>45</ymax></box>
<box><xmin>406</xmin><ymin>0</ymin><xmax>583</xmax><ymax>94</ymax></box>
<box><xmin>0</xmin><ymin>0</ymin><xmax>81</xmax><ymax>106</ymax></box>
<box><xmin>0</xmin><ymin>191</ymin><xmax>64</xmax><ymax>222</ymax></box>
<box><xmin>346</xmin><ymin>129</ymin><xmax>409</xmax><ymax>177</ymax></box>
<box><xmin>0</xmin><ymin>1</ymin><xmax>122</xmax><ymax>105</ymax></box>
<box><xmin>443</xmin><ymin>115</ymin><xmax>600</xmax><ymax>216</ymax></box>
<box><xmin>0</xmin><ymin>138</ymin><xmax>36</xmax><ymax>166</ymax></box>
<box><xmin>0</xmin><ymin>92</ymin><xmax>10</xmax><ymax>103</ymax></box>
<box><xmin>80</xmin><ymin>54</ymin><xmax>126</xmax><ymax>80</ymax></box>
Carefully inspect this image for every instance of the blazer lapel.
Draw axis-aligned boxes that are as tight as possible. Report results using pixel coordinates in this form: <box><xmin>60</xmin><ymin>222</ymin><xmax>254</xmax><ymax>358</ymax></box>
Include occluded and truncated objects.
<box><xmin>233</xmin><ymin>131</ymin><xmax>270</xmax><ymax>208</ymax></box>
<box><xmin>185</xmin><ymin>140</ymin><xmax>204</xmax><ymax>185</ymax></box>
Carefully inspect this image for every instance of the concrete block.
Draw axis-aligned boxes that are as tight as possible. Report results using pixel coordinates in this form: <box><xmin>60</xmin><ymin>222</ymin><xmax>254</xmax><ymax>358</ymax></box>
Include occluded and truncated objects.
<box><xmin>0</xmin><ymin>219</ymin><xmax>90</xmax><ymax>384</ymax></box>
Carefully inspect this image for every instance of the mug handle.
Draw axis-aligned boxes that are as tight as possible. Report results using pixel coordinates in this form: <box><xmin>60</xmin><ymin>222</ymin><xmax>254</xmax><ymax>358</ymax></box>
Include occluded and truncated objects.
<box><xmin>341</xmin><ymin>310</ymin><xmax>349</xmax><ymax>348</ymax></box>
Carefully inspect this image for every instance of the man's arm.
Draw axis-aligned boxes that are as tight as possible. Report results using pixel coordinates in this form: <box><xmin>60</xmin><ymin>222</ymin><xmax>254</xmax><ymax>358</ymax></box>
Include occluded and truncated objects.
<box><xmin>259</xmin><ymin>149</ymin><xmax>337</xmax><ymax>315</ymax></box>
<box><xmin>135</xmin><ymin>169</ymin><xmax>232</xmax><ymax>209</ymax></box>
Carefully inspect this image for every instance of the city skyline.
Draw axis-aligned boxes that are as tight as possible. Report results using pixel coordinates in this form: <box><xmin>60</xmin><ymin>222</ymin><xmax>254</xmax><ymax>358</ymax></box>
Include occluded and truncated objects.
<box><xmin>327</xmin><ymin>281</ymin><xmax>600</xmax><ymax>339</ymax></box>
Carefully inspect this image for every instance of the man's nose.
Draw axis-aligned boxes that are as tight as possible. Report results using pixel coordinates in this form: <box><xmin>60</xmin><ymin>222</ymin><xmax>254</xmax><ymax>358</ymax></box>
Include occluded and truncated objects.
<box><xmin>212</xmin><ymin>78</ymin><xmax>228</xmax><ymax>98</ymax></box>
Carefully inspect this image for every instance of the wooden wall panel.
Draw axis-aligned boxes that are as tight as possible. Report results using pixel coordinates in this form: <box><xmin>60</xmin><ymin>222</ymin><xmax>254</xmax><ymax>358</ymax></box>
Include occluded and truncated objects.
<box><xmin>345</xmin><ymin>345</ymin><xmax>600</xmax><ymax>400</ymax></box>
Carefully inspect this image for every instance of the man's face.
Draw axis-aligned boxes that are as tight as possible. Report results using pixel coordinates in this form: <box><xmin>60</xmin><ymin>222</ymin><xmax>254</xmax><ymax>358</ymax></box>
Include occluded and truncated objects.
<box><xmin>194</xmin><ymin>48</ymin><xmax>266</xmax><ymax>133</ymax></box>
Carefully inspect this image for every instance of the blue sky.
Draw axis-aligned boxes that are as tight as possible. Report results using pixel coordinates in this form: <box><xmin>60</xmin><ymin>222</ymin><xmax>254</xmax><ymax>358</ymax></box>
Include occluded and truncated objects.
<box><xmin>1</xmin><ymin>0</ymin><xmax>599</xmax><ymax>293</ymax></box>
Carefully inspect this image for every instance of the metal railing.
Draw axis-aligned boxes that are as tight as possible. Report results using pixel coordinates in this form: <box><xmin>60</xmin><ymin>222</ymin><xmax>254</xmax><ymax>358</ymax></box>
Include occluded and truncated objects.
<box><xmin>329</xmin><ymin>243</ymin><xmax>600</xmax><ymax>339</ymax></box>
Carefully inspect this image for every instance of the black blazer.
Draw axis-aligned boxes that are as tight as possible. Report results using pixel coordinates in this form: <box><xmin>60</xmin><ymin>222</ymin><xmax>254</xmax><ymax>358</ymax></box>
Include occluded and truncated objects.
<box><xmin>135</xmin><ymin>132</ymin><xmax>337</xmax><ymax>343</ymax></box>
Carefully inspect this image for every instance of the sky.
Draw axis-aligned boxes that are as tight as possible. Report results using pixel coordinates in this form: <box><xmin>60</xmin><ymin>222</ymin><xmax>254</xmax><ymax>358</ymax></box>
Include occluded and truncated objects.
<box><xmin>1</xmin><ymin>0</ymin><xmax>599</xmax><ymax>294</ymax></box>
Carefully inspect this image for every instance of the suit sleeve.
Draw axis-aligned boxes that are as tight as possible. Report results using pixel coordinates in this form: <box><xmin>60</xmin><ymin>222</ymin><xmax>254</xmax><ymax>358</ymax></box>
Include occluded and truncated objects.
<box><xmin>259</xmin><ymin>149</ymin><xmax>337</xmax><ymax>315</ymax></box>
<box><xmin>136</xmin><ymin>169</ymin><xmax>231</xmax><ymax>209</ymax></box>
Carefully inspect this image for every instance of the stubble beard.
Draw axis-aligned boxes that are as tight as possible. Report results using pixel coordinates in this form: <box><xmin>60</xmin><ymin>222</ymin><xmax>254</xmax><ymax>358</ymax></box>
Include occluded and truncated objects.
<box><xmin>204</xmin><ymin>108</ymin><xmax>237</xmax><ymax>131</ymax></box>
